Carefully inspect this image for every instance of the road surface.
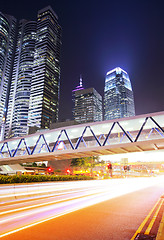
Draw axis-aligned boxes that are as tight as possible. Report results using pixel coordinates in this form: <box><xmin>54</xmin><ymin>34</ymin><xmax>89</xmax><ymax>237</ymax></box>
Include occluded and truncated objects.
<box><xmin>0</xmin><ymin>176</ymin><xmax>164</xmax><ymax>239</ymax></box>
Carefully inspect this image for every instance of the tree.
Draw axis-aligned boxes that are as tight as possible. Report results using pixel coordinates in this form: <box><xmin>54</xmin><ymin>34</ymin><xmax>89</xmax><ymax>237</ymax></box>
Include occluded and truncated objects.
<box><xmin>70</xmin><ymin>158</ymin><xmax>85</xmax><ymax>168</ymax></box>
<box><xmin>71</xmin><ymin>156</ymin><xmax>99</xmax><ymax>175</ymax></box>
<box><xmin>41</xmin><ymin>163</ymin><xmax>46</xmax><ymax>168</ymax></box>
<box><xmin>85</xmin><ymin>156</ymin><xmax>98</xmax><ymax>176</ymax></box>
<box><xmin>99</xmin><ymin>160</ymin><xmax>105</xmax><ymax>165</ymax></box>
<box><xmin>32</xmin><ymin>162</ymin><xmax>37</xmax><ymax>167</ymax></box>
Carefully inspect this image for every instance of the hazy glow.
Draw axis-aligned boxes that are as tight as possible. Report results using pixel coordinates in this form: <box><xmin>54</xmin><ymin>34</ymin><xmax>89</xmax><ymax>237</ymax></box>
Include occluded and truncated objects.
<box><xmin>100</xmin><ymin>149</ymin><xmax>164</xmax><ymax>163</ymax></box>
<box><xmin>106</xmin><ymin>67</ymin><xmax>128</xmax><ymax>76</ymax></box>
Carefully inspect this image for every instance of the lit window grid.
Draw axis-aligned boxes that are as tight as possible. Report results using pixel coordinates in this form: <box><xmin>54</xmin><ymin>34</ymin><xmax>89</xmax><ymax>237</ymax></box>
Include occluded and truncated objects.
<box><xmin>28</xmin><ymin>7</ymin><xmax>61</xmax><ymax>129</ymax></box>
<box><xmin>0</xmin><ymin>13</ymin><xmax>17</xmax><ymax>127</ymax></box>
<box><xmin>104</xmin><ymin>68</ymin><xmax>135</xmax><ymax>121</ymax></box>
<box><xmin>4</xmin><ymin>20</ymin><xmax>36</xmax><ymax>139</ymax></box>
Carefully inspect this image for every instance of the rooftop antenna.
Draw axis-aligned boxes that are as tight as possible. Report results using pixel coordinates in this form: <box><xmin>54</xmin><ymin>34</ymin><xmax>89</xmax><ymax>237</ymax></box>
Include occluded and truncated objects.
<box><xmin>72</xmin><ymin>74</ymin><xmax>84</xmax><ymax>92</ymax></box>
<box><xmin>79</xmin><ymin>74</ymin><xmax>83</xmax><ymax>87</ymax></box>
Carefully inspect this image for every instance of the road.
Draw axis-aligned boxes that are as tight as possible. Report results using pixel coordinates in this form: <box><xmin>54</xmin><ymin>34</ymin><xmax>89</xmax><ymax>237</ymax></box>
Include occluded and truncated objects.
<box><xmin>0</xmin><ymin>176</ymin><xmax>164</xmax><ymax>240</ymax></box>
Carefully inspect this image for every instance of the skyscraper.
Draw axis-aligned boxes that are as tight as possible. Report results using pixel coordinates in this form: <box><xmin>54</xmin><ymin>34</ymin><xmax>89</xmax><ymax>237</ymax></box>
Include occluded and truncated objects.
<box><xmin>28</xmin><ymin>6</ymin><xmax>62</xmax><ymax>130</ymax></box>
<box><xmin>0</xmin><ymin>12</ymin><xmax>17</xmax><ymax>140</ymax></box>
<box><xmin>3</xmin><ymin>6</ymin><xmax>62</xmax><ymax>139</ymax></box>
<box><xmin>72</xmin><ymin>77</ymin><xmax>103</xmax><ymax>123</ymax></box>
<box><xmin>104</xmin><ymin>67</ymin><xmax>135</xmax><ymax>120</ymax></box>
<box><xmin>5</xmin><ymin>20</ymin><xmax>36</xmax><ymax>138</ymax></box>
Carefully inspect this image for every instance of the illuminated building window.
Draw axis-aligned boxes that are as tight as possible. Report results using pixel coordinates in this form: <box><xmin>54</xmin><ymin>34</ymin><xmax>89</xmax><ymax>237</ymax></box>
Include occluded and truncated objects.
<box><xmin>104</xmin><ymin>67</ymin><xmax>135</xmax><ymax>121</ymax></box>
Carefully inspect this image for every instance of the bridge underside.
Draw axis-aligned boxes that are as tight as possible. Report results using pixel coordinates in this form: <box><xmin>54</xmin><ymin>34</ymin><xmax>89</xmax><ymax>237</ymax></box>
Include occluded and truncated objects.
<box><xmin>0</xmin><ymin>138</ymin><xmax>164</xmax><ymax>165</ymax></box>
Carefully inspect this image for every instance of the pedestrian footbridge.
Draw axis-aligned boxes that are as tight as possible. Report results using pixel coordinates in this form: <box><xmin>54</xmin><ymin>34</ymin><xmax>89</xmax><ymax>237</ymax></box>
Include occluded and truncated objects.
<box><xmin>0</xmin><ymin>111</ymin><xmax>164</xmax><ymax>165</ymax></box>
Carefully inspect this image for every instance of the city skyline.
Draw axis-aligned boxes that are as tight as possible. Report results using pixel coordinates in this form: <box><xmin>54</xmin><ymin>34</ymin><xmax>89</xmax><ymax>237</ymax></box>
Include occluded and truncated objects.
<box><xmin>1</xmin><ymin>0</ymin><xmax>164</xmax><ymax>122</ymax></box>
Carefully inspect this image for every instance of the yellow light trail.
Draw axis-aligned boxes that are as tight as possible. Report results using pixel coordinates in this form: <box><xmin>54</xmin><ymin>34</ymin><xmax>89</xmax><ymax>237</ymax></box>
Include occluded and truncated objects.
<box><xmin>0</xmin><ymin>176</ymin><xmax>164</xmax><ymax>239</ymax></box>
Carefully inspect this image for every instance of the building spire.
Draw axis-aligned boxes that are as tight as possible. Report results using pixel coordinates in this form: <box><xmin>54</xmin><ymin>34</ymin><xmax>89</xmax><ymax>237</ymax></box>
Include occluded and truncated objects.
<box><xmin>72</xmin><ymin>74</ymin><xmax>84</xmax><ymax>92</ymax></box>
<box><xmin>79</xmin><ymin>74</ymin><xmax>83</xmax><ymax>87</ymax></box>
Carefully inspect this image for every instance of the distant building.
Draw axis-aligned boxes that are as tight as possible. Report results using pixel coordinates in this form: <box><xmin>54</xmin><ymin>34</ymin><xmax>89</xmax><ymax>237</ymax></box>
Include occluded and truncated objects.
<box><xmin>0</xmin><ymin>12</ymin><xmax>17</xmax><ymax>140</ymax></box>
<box><xmin>104</xmin><ymin>67</ymin><xmax>135</xmax><ymax>120</ymax></box>
<box><xmin>50</xmin><ymin>120</ymin><xmax>79</xmax><ymax>130</ymax></box>
<box><xmin>28</xmin><ymin>120</ymin><xmax>79</xmax><ymax>135</ymax></box>
<box><xmin>72</xmin><ymin>76</ymin><xmax>103</xmax><ymax>123</ymax></box>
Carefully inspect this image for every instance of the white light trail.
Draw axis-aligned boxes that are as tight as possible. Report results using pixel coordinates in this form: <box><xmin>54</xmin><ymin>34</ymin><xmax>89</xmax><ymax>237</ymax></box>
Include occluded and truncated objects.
<box><xmin>0</xmin><ymin>176</ymin><xmax>164</xmax><ymax>238</ymax></box>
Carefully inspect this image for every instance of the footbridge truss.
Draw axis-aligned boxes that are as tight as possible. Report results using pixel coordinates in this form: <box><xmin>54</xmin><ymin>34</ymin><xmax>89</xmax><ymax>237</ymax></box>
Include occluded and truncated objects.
<box><xmin>0</xmin><ymin>111</ymin><xmax>164</xmax><ymax>165</ymax></box>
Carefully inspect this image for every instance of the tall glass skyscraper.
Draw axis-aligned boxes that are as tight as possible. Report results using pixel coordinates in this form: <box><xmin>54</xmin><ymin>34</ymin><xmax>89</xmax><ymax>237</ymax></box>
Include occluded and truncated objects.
<box><xmin>104</xmin><ymin>67</ymin><xmax>135</xmax><ymax>120</ymax></box>
<box><xmin>0</xmin><ymin>12</ymin><xmax>17</xmax><ymax>140</ymax></box>
<box><xmin>2</xmin><ymin>6</ymin><xmax>61</xmax><ymax>139</ymax></box>
<box><xmin>28</xmin><ymin>6</ymin><xmax>62</xmax><ymax>129</ymax></box>
<box><xmin>72</xmin><ymin>77</ymin><xmax>103</xmax><ymax>123</ymax></box>
<box><xmin>5</xmin><ymin>20</ymin><xmax>36</xmax><ymax>138</ymax></box>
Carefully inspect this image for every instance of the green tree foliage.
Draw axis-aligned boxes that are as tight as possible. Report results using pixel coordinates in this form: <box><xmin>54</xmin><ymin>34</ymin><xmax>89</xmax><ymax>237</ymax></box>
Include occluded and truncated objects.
<box><xmin>70</xmin><ymin>158</ymin><xmax>86</xmax><ymax>168</ymax></box>
<box><xmin>41</xmin><ymin>163</ymin><xmax>46</xmax><ymax>168</ymax></box>
<box><xmin>32</xmin><ymin>162</ymin><xmax>37</xmax><ymax>167</ymax></box>
<box><xmin>99</xmin><ymin>160</ymin><xmax>105</xmax><ymax>165</ymax></box>
<box><xmin>71</xmin><ymin>156</ymin><xmax>99</xmax><ymax>170</ymax></box>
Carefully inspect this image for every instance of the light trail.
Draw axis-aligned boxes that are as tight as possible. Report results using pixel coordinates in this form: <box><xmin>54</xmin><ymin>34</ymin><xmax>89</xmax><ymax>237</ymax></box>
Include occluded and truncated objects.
<box><xmin>0</xmin><ymin>180</ymin><xmax>110</xmax><ymax>204</ymax></box>
<box><xmin>0</xmin><ymin>187</ymin><xmax>105</xmax><ymax>215</ymax></box>
<box><xmin>0</xmin><ymin>188</ymin><xmax>107</xmax><ymax>220</ymax></box>
<box><xmin>0</xmin><ymin>176</ymin><xmax>164</xmax><ymax>238</ymax></box>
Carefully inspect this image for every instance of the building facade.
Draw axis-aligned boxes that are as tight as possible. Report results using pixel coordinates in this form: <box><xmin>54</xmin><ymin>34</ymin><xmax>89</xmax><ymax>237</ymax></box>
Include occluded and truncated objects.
<box><xmin>2</xmin><ymin>6</ymin><xmax>61</xmax><ymax>139</ymax></box>
<box><xmin>28</xmin><ymin>6</ymin><xmax>62</xmax><ymax>130</ymax></box>
<box><xmin>5</xmin><ymin>20</ymin><xmax>36</xmax><ymax>138</ymax></box>
<box><xmin>0</xmin><ymin>12</ymin><xmax>17</xmax><ymax>140</ymax></box>
<box><xmin>72</xmin><ymin>78</ymin><xmax>103</xmax><ymax>123</ymax></box>
<box><xmin>104</xmin><ymin>67</ymin><xmax>135</xmax><ymax>120</ymax></box>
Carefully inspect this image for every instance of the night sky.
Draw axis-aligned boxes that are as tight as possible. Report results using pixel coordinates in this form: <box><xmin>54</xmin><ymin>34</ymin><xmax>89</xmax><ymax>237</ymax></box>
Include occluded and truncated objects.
<box><xmin>1</xmin><ymin>0</ymin><xmax>164</xmax><ymax>121</ymax></box>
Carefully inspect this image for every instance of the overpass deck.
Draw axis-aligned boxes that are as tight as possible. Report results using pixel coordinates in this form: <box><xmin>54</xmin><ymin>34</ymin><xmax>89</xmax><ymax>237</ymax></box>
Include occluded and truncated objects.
<box><xmin>0</xmin><ymin>111</ymin><xmax>164</xmax><ymax>165</ymax></box>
